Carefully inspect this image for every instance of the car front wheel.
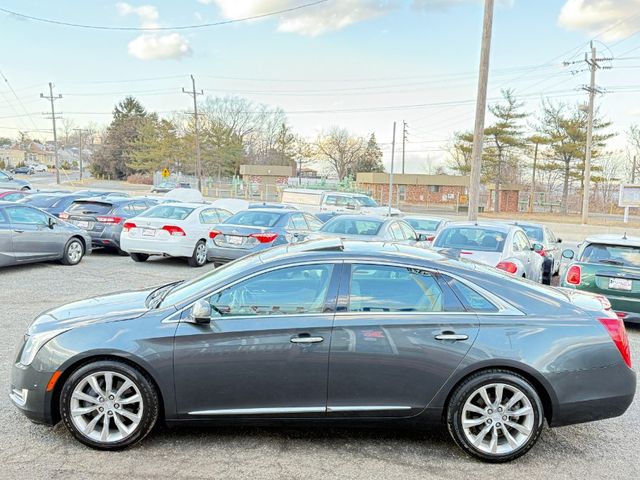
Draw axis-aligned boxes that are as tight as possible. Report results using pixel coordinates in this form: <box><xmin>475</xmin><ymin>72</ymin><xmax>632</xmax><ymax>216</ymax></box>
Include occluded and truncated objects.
<box><xmin>61</xmin><ymin>238</ymin><xmax>85</xmax><ymax>265</ymax></box>
<box><xmin>446</xmin><ymin>370</ymin><xmax>544</xmax><ymax>462</ymax></box>
<box><xmin>60</xmin><ymin>360</ymin><xmax>159</xmax><ymax>450</ymax></box>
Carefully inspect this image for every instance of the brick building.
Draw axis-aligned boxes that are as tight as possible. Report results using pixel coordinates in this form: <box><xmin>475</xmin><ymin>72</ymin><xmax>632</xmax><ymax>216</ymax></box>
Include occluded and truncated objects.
<box><xmin>239</xmin><ymin>164</ymin><xmax>295</xmax><ymax>201</ymax></box>
<box><xmin>485</xmin><ymin>183</ymin><xmax>524</xmax><ymax>213</ymax></box>
<box><xmin>356</xmin><ymin>173</ymin><xmax>470</xmax><ymax>210</ymax></box>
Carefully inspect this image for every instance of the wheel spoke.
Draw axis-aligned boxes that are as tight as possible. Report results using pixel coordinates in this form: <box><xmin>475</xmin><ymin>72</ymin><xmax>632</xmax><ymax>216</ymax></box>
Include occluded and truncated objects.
<box><xmin>505</xmin><ymin>420</ymin><xmax>531</xmax><ymax>436</ymax></box>
<box><xmin>104</xmin><ymin>372</ymin><xmax>113</xmax><ymax>395</ymax></box>
<box><xmin>113</xmin><ymin>413</ymin><xmax>130</xmax><ymax>436</ymax></box>
<box><xmin>116</xmin><ymin>408</ymin><xmax>141</xmax><ymax>423</ymax></box>
<box><xmin>83</xmin><ymin>412</ymin><xmax>104</xmax><ymax>435</ymax></box>
<box><xmin>505</xmin><ymin>392</ymin><xmax>524</xmax><ymax>410</ymax></box>
<box><xmin>464</xmin><ymin>404</ymin><xmax>486</xmax><ymax>415</ymax></box>
<box><xmin>100</xmin><ymin>415</ymin><xmax>111</xmax><ymax>442</ymax></box>
<box><xmin>488</xmin><ymin>426</ymin><xmax>498</xmax><ymax>453</ymax></box>
<box><xmin>71</xmin><ymin>405</ymin><xmax>98</xmax><ymax>417</ymax></box>
<box><xmin>463</xmin><ymin>417</ymin><xmax>487</xmax><ymax>428</ymax></box>
<box><xmin>501</xmin><ymin>424</ymin><xmax>519</xmax><ymax>449</ymax></box>
<box><xmin>493</xmin><ymin>384</ymin><xmax>504</xmax><ymax>408</ymax></box>
<box><xmin>471</xmin><ymin>423</ymin><xmax>493</xmax><ymax>447</ymax></box>
<box><xmin>115</xmin><ymin>379</ymin><xmax>133</xmax><ymax>399</ymax></box>
<box><xmin>119</xmin><ymin>393</ymin><xmax>141</xmax><ymax>405</ymax></box>
<box><xmin>479</xmin><ymin>386</ymin><xmax>492</xmax><ymax>408</ymax></box>
<box><xmin>88</xmin><ymin>376</ymin><xmax>105</xmax><ymax>397</ymax></box>
<box><xmin>509</xmin><ymin>406</ymin><xmax>532</xmax><ymax>417</ymax></box>
<box><xmin>72</xmin><ymin>391</ymin><xmax>99</xmax><ymax>404</ymax></box>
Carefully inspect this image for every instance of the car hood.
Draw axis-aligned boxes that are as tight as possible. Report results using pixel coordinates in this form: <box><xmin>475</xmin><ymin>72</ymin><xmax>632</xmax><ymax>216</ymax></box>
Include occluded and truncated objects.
<box><xmin>28</xmin><ymin>289</ymin><xmax>153</xmax><ymax>334</ymax></box>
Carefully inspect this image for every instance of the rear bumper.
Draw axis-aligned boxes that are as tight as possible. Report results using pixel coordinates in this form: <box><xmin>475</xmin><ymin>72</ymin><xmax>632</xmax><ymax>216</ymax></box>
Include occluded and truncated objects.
<box><xmin>87</xmin><ymin>225</ymin><xmax>123</xmax><ymax>249</ymax></box>
<box><xmin>207</xmin><ymin>243</ymin><xmax>256</xmax><ymax>263</ymax></box>
<box><xmin>121</xmin><ymin>236</ymin><xmax>194</xmax><ymax>258</ymax></box>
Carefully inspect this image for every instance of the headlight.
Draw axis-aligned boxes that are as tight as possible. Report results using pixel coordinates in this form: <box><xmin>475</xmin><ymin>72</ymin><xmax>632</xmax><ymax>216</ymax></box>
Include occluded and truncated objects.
<box><xmin>19</xmin><ymin>328</ymin><xmax>69</xmax><ymax>366</ymax></box>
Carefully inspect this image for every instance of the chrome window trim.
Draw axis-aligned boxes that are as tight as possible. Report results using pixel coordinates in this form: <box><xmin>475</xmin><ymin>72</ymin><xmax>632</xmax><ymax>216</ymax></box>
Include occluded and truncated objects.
<box><xmin>188</xmin><ymin>406</ymin><xmax>411</xmax><ymax>416</ymax></box>
<box><xmin>326</xmin><ymin>406</ymin><xmax>411</xmax><ymax>413</ymax></box>
<box><xmin>162</xmin><ymin>260</ymin><xmax>343</xmax><ymax>323</ymax></box>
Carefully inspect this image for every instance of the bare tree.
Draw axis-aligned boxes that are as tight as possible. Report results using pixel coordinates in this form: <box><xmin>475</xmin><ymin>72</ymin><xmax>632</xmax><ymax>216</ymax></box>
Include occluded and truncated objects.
<box><xmin>314</xmin><ymin>127</ymin><xmax>365</xmax><ymax>180</ymax></box>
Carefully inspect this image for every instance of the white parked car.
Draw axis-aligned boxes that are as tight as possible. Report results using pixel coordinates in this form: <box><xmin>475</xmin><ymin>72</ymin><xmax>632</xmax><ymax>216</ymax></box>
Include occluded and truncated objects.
<box><xmin>31</xmin><ymin>164</ymin><xmax>48</xmax><ymax>173</ymax></box>
<box><xmin>431</xmin><ymin>221</ymin><xmax>546</xmax><ymax>282</ymax></box>
<box><xmin>281</xmin><ymin>189</ymin><xmax>402</xmax><ymax>216</ymax></box>
<box><xmin>120</xmin><ymin>203</ymin><xmax>232</xmax><ymax>267</ymax></box>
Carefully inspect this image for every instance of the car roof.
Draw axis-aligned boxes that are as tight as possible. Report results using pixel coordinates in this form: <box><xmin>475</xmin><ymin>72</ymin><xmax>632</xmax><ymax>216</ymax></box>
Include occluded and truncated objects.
<box><xmin>442</xmin><ymin>221</ymin><xmax>514</xmax><ymax>233</ymax></box>
<box><xmin>236</xmin><ymin>208</ymin><xmax>296</xmax><ymax>214</ymax></box>
<box><xmin>325</xmin><ymin>214</ymin><xmax>388</xmax><ymax>222</ymax></box>
<box><xmin>151</xmin><ymin>202</ymin><xmax>210</xmax><ymax>209</ymax></box>
<box><xmin>403</xmin><ymin>215</ymin><xmax>448</xmax><ymax>221</ymax></box>
<box><xmin>583</xmin><ymin>234</ymin><xmax>640</xmax><ymax>247</ymax></box>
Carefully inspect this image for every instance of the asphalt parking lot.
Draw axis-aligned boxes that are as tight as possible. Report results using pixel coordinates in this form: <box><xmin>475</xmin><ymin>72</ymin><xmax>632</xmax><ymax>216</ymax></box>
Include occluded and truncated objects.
<box><xmin>1</xmin><ymin>252</ymin><xmax>639</xmax><ymax>480</ymax></box>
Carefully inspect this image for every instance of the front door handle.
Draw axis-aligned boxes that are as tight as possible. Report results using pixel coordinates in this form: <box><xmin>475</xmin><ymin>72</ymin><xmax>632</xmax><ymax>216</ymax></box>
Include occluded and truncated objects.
<box><xmin>290</xmin><ymin>335</ymin><xmax>324</xmax><ymax>344</ymax></box>
<box><xmin>12</xmin><ymin>229</ymin><xmax>24</xmax><ymax>234</ymax></box>
<box><xmin>435</xmin><ymin>333</ymin><xmax>469</xmax><ymax>341</ymax></box>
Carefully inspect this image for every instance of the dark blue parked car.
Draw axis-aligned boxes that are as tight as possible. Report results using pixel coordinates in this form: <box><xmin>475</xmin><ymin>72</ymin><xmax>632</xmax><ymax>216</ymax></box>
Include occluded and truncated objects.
<box><xmin>19</xmin><ymin>193</ymin><xmax>92</xmax><ymax>218</ymax></box>
<box><xmin>207</xmin><ymin>208</ymin><xmax>323</xmax><ymax>265</ymax></box>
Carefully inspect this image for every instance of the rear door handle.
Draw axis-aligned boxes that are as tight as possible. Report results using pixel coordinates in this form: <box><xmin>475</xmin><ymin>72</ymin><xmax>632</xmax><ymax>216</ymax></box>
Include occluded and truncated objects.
<box><xmin>435</xmin><ymin>333</ymin><xmax>469</xmax><ymax>341</ymax></box>
<box><xmin>290</xmin><ymin>336</ymin><xmax>324</xmax><ymax>344</ymax></box>
<box><xmin>12</xmin><ymin>229</ymin><xmax>24</xmax><ymax>234</ymax></box>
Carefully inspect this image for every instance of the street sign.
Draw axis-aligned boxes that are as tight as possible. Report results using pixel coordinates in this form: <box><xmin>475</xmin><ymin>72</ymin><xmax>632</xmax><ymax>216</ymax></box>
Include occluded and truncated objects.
<box><xmin>162</xmin><ymin>168</ymin><xmax>170</xmax><ymax>179</ymax></box>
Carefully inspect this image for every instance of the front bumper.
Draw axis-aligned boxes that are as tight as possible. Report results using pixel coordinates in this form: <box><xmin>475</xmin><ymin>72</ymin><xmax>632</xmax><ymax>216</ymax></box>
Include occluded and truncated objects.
<box><xmin>10</xmin><ymin>362</ymin><xmax>57</xmax><ymax>425</ymax></box>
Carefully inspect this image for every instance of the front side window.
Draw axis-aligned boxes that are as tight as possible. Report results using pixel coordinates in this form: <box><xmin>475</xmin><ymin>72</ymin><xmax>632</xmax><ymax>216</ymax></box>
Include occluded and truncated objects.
<box><xmin>521</xmin><ymin>225</ymin><xmax>543</xmax><ymax>242</ymax></box>
<box><xmin>325</xmin><ymin>195</ymin><xmax>338</xmax><ymax>206</ymax></box>
<box><xmin>209</xmin><ymin>264</ymin><xmax>334</xmax><ymax>317</ymax></box>
<box><xmin>513</xmin><ymin>232</ymin><xmax>531</xmax><ymax>252</ymax></box>
<box><xmin>406</xmin><ymin>218</ymin><xmax>441</xmax><ymax>232</ymax></box>
<box><xmin>353</xmin><ymin>196</ymin><xmax>378</xmax><ymax>207</ymax></box>
<box><xmin>5</xmin><ymin>206</ymin><xmax>49</xmax><ymax>225</ymax></box>
<box><xmin>304</xmin><ymin>214</ymin><xmax>323</xmax><ymax>230</ymax></box>
<box><xmin>348</xmin><ymin>264</ymin><xmax>449</xmax><ymax>313</ymax></box>
<box><xmin>0</xmin><ymin>171</ymin><xmax>10</xmax><ymax>180</ymax></box>
<box><xmin>199</xmin><ymin>209</ymin><xmax>220</xmax><ymax>224</ymax></box>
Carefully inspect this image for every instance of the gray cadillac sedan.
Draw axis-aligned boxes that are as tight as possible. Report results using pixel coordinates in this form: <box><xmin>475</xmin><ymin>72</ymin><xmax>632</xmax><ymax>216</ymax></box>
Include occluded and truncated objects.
<box><xmin>10</xmin><ymin>239</ymin><xmax>635</xmax><ymax>462</ymax></box>
<box><xmin>0</xmin><ymin>201</ymin><xmax>91</xmax><ymax>267</ymax></box>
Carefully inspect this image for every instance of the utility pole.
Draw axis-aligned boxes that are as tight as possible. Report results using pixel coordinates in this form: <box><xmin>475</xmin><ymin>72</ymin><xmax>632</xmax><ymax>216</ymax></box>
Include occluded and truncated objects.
<box><xmin>182</xmin><ymin>75</ymin><xmax>204</xmax><ymax>191</ymax></box>
<box><xmin>73</xmin><ymin>128</ymin><xmax>90</xmax><ymax>181</ymax></box>
<box><xmin>401</xmin><ymin>121</ymin><xmax>408</xmax><ymax>174</ymax></box>
<box><xmin>468</xmin><ymin>0</ymin><xmax>495</xmax><ymax>221</ymax></box>
<box><xmin>40</xmin><ymin>82</ymin><xmax>62</xmax><ymax>184</ymax></box>
<box><xmin>632</xmin><ymin>155</ymin><xmax>637</xmax><ymax>184</ymax></box>
<box><xmin>388</xmin><ymin>121</ymin><xmax>396</xmax><ymax>217</ymax></box>
<box><xmin>528</xmin><ymin>139</ymin><xmax>540</xmax><ymax>214</ymax></box>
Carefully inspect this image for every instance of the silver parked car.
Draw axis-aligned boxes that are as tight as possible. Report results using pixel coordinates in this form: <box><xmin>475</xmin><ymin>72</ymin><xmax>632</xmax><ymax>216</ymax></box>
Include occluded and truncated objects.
<box><xmin>403</xmin><ymin>215</ymin><xmax>450</xmax><ymax>243</ymax></box>
<box><xmin>511</xmin><ymin>221</ymin><xmax>563</xmax><ymax>278</ymax></box>
<box><xmin>432</xmin><ymin>222</ymin><xmax>545</xmax><ymax>282</ymax></box>
<box><xmin>0</xmin><ymin>202</ymin><xmax>91</xmax><ymax>267</ymax></box>
<box><xmin>314</xmin><ymin>215</ymin><xmax>426</xmax><ymax>246</ymax></box>
<box><xmin>0</xmin><ymin>170</ymin><xmax>32</xmax><ymax>191</ymax></box>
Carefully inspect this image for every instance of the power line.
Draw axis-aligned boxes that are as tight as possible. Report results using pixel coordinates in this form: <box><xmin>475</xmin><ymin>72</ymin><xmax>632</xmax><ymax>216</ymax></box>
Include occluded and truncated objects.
<box><xmin>40</xmin><ymin>83</ymin><xmax>62</xmax><ymax>184</ymax></box>
<box><xmin>0</xmin><ymin>1</ymin><xmax>328</xmax><ymax>31</ymax></box>
<box><xmin>0</xmin><ymin>68</ymin><xmax>40</xmax><ymax>131</ymax></box>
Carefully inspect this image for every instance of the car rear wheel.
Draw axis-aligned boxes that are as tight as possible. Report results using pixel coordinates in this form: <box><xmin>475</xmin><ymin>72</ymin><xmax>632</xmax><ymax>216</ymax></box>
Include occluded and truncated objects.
<box><xmin>130</xmin><ymin>253</ymin><xmax>149</xmax><ymax>262</ymax></box>
<box><xmin>61</xmin><ymin>238</ymin><xmax>85</xmax><ymax>265</ymax></box>
<box><xmin>60</xmin><ymin>360</ymin><xmax>159</xmax><ymax>450</ymax></box>
<box><xmin>446</xmin><ymin>370</ymin><xmax>544</xmax><ymax>462</ymax></box>
<box><xmin>188</xmin><ymin>240</ymin><xmax>207</xmax><ymax>267</ymax></box>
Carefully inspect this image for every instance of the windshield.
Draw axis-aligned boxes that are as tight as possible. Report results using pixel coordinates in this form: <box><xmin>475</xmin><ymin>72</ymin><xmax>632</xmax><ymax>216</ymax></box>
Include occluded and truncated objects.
<box><xmin>520</xmin><ymin>225</ymin><xmax>544</xmax><ymax>242</ymax></box>
<box><xmin>580</xmin><ymin>243</ymin><xmax>640</xmax><ymax>268</ymax></box>
<box><xmin>21</xmin><ymin>195</ymin><xmax>61</xmax><ymax>208</ymax></box>
<box><xmin>321</xmin><ymin>218</ymin><xmax>383</xmax><ymax>236</ymax></box>
<box><xmin>139</xmin><ymin>205</ymin><xmax>194</xmax><ymax>220</ymax></box>
<box><xmin>224</xmin><ymin>211</ymin><xmax>282</xmax><ymax>227</ymax></box>
<box><xmin>353</xmin><ymin>196</ymin><xmax>378</xmax><ymax>207</ymax></box>
<box><xmin>433</xmin><ymin>227</ymin><xmax>507</xmax><ymax>252</ymax></box>
<box><xmin>406</xmin><ymin>218</ymin><xmax>441</xmax><ymax>232</ymax></box>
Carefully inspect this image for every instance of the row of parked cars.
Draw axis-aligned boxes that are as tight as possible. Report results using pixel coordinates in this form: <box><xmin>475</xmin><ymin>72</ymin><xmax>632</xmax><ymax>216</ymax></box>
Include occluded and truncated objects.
<box><xmin>7</xmin><ymin>188</ymin><xmax>637</xmax><ymax>462</ymax></box>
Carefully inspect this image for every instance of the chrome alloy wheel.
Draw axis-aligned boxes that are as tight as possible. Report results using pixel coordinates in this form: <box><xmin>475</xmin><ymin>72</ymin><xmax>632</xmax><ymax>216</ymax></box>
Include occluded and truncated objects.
<box><xmin>195</xmin><ymin>242</ymin><xmax>207</xmax><ymax>265</ymax></box>
<box><xmin>70</xmin><ymin>371</ymin><xmax>143</xmax><ymax>443</ymax></box>
<box><xmin>67</xmin><ymin>241</ymin><xmax>83</xmax><ymax>263</ymax></box>
<box><xmin>461</xmin><ymin>383</ymin><xmax>535</xmax><ymax>455</ymax></box>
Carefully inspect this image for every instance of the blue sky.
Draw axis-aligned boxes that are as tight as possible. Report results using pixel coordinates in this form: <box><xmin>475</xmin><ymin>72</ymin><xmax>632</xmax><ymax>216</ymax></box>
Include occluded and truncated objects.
<box><xmin>1</xmin><ymin>0</ymin><xmax>639</xmax><ymax>172</ymax></box>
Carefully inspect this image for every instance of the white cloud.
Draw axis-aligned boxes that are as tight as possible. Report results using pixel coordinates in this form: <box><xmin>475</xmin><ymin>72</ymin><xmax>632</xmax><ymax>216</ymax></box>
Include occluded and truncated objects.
<box><xmin>117</xmin><ymin>2</ymin><xmax>191</xmax><ymax>60</ymax></box>
<box><xmin>128</xmin><ymin>33</ymin><xmax>192</xmax><ymax>60</ymax></box>
<box><xmin>558</xmin><ymin>0</ymin><xmax>640</xmax><ymax>41</ymax></box>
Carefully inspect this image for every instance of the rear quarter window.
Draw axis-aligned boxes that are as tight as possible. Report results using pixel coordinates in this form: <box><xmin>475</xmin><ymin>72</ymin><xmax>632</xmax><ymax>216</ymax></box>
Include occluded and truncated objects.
<box><xmin>444</xmin><ymin>277</ymin><xmax>498</xmax><ymax>312</ymax></box>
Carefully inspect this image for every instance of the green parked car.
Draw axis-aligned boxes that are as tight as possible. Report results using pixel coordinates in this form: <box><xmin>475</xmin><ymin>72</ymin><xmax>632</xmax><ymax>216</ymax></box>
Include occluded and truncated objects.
<box><xmin>560</xmin><ymin>234</ymin><xmax>640</xmax><ymax>324</ymax></box>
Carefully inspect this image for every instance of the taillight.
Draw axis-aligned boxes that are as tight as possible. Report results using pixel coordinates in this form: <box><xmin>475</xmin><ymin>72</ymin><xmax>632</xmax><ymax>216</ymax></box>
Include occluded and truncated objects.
<box><xmin>616</xmin><ymin>312</ymin><xmax>628</xmax><ymax>319</ymax></box>
<box><xmin>598</xmin><ymin>317</ymin><xmax>632</xmax><ymax>368</ymax></box>
<box><xmin>96</xmin><ymin>216</ymin><xmax>122</xmax><ymax>224</ymax></box>
<box><xmin>426</xmin><ymin>235</ymin><xmax>435</xmax><ymax>242</ymax></box>
<box><xmin>536</xmin><ymin>249</ymin><xmax>546</xmax><ymax>257</ymax></box>
<box><xmin>209</xmin><ymin>230</ymin><xmax>221</xmax><ymax>239</ymax></box>
<box><xmin>496</xmin><ymin>261</ymin><xmax>518</xmax><ymax>274</ymax></box>
<box><xmin>565</xmin><ymin>265</ymin><xmax>581</xmax><ymax>285</ymax></box>
<box><xmin>460</xmin><ymin>251</ymin><xmax>473</xmax><ymax>255</ymax></box>
<box><xmin>123</xmin><ymin>222</ymin><xmax>136</xmax><ymax>232</ymax></box>
<box><xmin>59</xmin><ymin>212</ymin><xmax>69</xmax><ymax>220</ymax></box>
<box><xmin>250</xmin><ymin>232</ymin><xmax>278</xmax><ymax>243</ymax></box>
<box><xmin>162</xmin><ymin>225</ymin><xmax>186</xmax><ymax>236</ymax></box>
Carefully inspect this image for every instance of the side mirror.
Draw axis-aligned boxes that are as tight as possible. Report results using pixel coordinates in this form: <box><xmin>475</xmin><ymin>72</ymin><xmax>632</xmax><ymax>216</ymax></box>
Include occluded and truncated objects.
<box><xmin>418</xmin><ymin>233</ymin><xmax>428</xmax><ymax>241</ymax></box>
<box><xmin>562</xmin><ymin>249</ymin><xmax>574</xmax><ymax>260</ymax></box>
<box><xmin>48</xmin><ymin>217</ymin><xmax>56</xmax><ymax>229</ymax></box>
<box><xmin>189</xmin><ymin>299</ymin><xmax>211</xmax><ymax>324</ymax></box>
<box><xmin>345</xmin><ymin>203</ymin><xmax>356</xmax><ymax>210</ymax></box>
<box><xmin>532</xmin><ymin>243</ymin><xmax>544</xmax><ymax>252</ymax></box>
<box><xmin>557</xmin><ymin>238</ymin><xmax>563</xmax><ymax>244</ymax></box>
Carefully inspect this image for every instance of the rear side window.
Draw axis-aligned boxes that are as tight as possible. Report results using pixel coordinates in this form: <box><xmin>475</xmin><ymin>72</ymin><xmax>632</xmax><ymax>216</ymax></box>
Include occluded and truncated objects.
<box><xmin>288</xmin><ymin>213</ymin><xmax>308</xmax><ymax>230</ymax></box>
<box><xmin>199</xmin><ymin>209</ymin><xmax>221</xmax><ymax>224</ymax></box>
<box><xmin>445</xmin><ymin>277</ymin><xmax>498</xmax><ymax>312</ymax></box>
<box><xmin>68</xmin><ymin>201</ymin><xmax>113</xmax><ymax>215</ymax></box>
<box><xmin>399</xmin><ymin>222</ymin><xmax>417</xmax><ymax>240</ymax></box>
<box><xmin>406</xmin><ymin>218</ymin><xmax>441</xmax><ymax>232</ymax></box>
<box><xmin>141</xmin><ymin>205</ymin><xmax>195</xmax><ymax>220</ymax></box>
<box><xmin>347</xmin><ymin>264</ymin><xmax>461</xmax><ymax>313</ymax></box>
<box><xmin>224</xmin><ymin>211</ymin><xmax>282</xmax><ymax>227</ymax></box>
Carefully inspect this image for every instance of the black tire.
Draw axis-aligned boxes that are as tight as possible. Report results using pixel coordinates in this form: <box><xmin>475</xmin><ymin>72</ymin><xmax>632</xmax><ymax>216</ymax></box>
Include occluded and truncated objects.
<box><xmin>541</xmin><ymin>258</ymin><xmax>553</xmax><ymax>285</ymax></box>
<box><xmin>115</xmin><ymin>247</ymin><xmax>129</xmax><ymax>256</ymax></box>
<box><xmin>446</xmin><ymin>369</ymin><xmax>544</xmax><ymax>463</ymax></box>
<box><xmin>187</xmin><ymin>240</ymin><xmax>207</xmax><ymax>267</ymax></box>
<box><xmin>60</xmin><ymin>238</ymin><xmax>85</xmax><ymax>265</ymax></box>
<box><xmin>21</xmin><ymin>186</ymin><xmax>30</xmax><ymax>191</ymax></box>
<box><xmin>60</xmin><ymin>360</ymin><xmax>159</xmax><ymax>450</ymax></box>
<box><xmin>131</xmin><ymin>253</ymin><xmax>149</xmax><ymax>262</ymax></box>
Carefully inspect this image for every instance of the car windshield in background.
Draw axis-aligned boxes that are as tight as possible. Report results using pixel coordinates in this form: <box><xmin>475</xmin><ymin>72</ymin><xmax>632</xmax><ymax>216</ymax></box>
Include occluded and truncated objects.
<box><xmin>520</xmin><ymin>225</ymin><xmax>544</xmax><ymax>242</ymax></box>
<box><xmin>406</xmin><ymin>219</ymin><xmax>441</xmax><ymax>231</ymax></box>
<box><xmin>581</xmin><ymin>243</ymin><xmax>640</xmax><ymax>267</ymax></box>
<box><xmin>434</xmin><ymin>227</ymin><xmax>506</xmax><ymax>252</ymax></box>
<box><xmin>224</xmin><ymin>211</ymin><xmax>282</xmax><ymax>227</ymax></box>
<box><xmin>67</xmin><ymin>201</ymin><xmax>113</xmax><ymax>215</ymax></box>
<box><xmin>321</xmin><ymin>218</ymin><xmax>383</xmax><ymax>236</ymax></box>
<box><xmin>353</xmin><ymin>196</ymin><xmax>378</xmax><ymax>207</ymax></box>
<box><xmin>21</xmin><ymin>195</ymin><xmax>61</xmax><ymax>208</ymax></box>
<box><xmin>140</xmin><ymin>205</ymin><xmax>194</xmax><ymax>220</ymax></box>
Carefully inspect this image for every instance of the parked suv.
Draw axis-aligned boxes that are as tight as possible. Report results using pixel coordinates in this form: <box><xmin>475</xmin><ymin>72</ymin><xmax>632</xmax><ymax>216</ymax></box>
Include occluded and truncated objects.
<box><xmin>60</xmin><ymin>197</ymin><xmax>157</xmax><ymax>253</ymax></box>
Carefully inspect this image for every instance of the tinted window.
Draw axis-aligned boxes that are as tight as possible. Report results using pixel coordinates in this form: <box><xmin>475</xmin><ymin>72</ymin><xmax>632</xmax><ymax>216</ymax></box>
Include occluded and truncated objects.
<box><xmin>348</xmin><ymin>265</ymin><xmax>447</xmax><ymax>313</ymax></box>
<box><xmin>210</xmin><ymin>264</ymin><xmax>334</xmax><ymax>316</ymax></box>
<box><xmin>406</xmin><ymin>218</ymin><xmax>441</xmax><ymax>232</ymax></box>
<box><xmin>5</xmin><ymin>206</ymin><xmax>49</xmax><ymax>225</ymax></box>
<box><xmin>21</xmin><ymin>195</ymin><xmax>61</xmax><ymax>208</ymax></box>
<box><xmin>580</xmin><ymin>243</ymin><xmax>640</xmax><ymax>268</ymax></box>
<box><xmin>199</xmin><ymin>209</ymin><xmax>220</xmax><ymax>224</ymax></box>
<box><xmin>446</xmin><ymin>277</ymin><xmax>498</xmax><ymax>312</ymax></box>
<box><xmin>433</xmin><ymin>227</ymin><xmax>506</xmax><ymax>252</ymax></box>
<box><xmin>68</xmin><ymin>201</ymin><xmax>113</xmax><ymax>215</ymax></box>
<box><xmin>0</xmin><ymin>171</ymin><xmax>10</xmax><ymax>180</ymax></box>
<box><xmin>399</xmin><ymin>222</ymin><xmax>417</xmax><ymax>240</ymax></box>
<box><xmin>225</xmin><ymin>211</ymin><xmax>282</xmax><ymax>227</ymax></box>
<box><xmin>321</xmin><ymin>218</ymin><xmax>383</xmax><ymax>236</ymax></box>
<box><xmin>140</xmin><ymin>205</ymin><xmax>194</xmax><ymax>220</ymax></box>
<box><xmin>304</xmin><ymin>214</ymin><xmax>323</xmax><ymax>230</ymax></box>
<box><xmin>520</xmin><ymin>225</ymin><xmax>543</xmax><ymax>242</ymax></box>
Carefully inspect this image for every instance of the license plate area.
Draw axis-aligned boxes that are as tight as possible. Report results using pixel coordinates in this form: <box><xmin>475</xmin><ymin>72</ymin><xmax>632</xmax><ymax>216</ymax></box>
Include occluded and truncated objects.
<box><xmin>75</xmin><ymin>220</ymin><xmax>90</xmax><ymax>229</ymax></box>
<box><xmin>142</xmin><ymin>228</ymin><xmax>156</xmax><ymax>237</ymax></box>
<box><xmin>225</xmin><ymin>235</ymin><xmax>244</xmax><ymax>245</ymax></box>
<box><xmin>609</xmin><ymin>277</ymin><xmax>632</xmax><ymax>291</ymax></box>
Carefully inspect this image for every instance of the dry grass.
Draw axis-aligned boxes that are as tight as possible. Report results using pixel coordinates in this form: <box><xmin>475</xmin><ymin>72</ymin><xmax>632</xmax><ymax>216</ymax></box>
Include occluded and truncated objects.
<box><xmin>479</xmin><ymin>212</ymin><xmax>640</xmax><ymax>229</ymax></box>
